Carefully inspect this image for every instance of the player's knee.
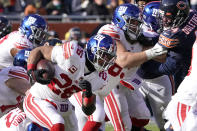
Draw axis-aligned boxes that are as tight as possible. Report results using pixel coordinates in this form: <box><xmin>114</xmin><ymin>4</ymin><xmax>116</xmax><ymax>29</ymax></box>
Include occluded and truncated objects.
<box><xmin>51</xmin><ymin>123</ymin><xmax>64</xmax><ymax>131</ymax></box>
<box><xmin>131</xmin><ymin>117</ymin><xmax>149</xmax><ymax>127</ymax></box>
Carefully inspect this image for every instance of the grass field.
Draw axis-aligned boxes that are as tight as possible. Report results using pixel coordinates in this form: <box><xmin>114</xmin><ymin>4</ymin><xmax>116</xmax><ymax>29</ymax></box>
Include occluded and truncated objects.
<box><xmin>105</xmin><ymin>119</ymin><xmax>160</xmax><ymax>131</ymax></box>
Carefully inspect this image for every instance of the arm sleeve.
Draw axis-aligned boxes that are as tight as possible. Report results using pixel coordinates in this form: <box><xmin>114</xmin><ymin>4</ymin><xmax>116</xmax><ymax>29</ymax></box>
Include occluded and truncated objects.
<box><xmin>152</xmin><ymin>51</ymin><xmax>183</xmax><ymax>75</ymax></box>
<box><xmin>51</xmin><ymin>45</ymin><xmax>63</xmax><ymax>63</ymax></box>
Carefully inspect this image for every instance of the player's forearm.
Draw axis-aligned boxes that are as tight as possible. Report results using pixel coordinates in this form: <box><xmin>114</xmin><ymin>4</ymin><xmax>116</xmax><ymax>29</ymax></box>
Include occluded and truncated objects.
<box><xmin>116</xmin><ymin>51</ymin><xmax>148</xmax><ymax>68</ymax></box>
<box><xmin>27</xmin><ymin>46</ymin><xmax>52</xmax><ymax>67</ymax></box>
<box><xmin>6</xmin><ymin>78</ymin><xmax>31</xmax><ymax>95</ymax></box>
<box><xmin>27</xmin><ymin>47</ymin><xmax>43</xmax><ymax>66</ymax></box>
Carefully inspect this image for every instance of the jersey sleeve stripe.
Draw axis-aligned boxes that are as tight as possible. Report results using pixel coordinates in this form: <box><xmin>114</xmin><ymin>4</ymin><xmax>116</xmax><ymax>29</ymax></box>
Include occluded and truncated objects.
<box><xmin>8</xmin><ymin>71</ymin><xmax>29</xmax><ymax>81</ymax></box>
<box><xmin>63</xmin><ymin>43</ymin><xmax>70</xmax><ymax>59</ymax></box>
<box><xmin>14</xmin><ymin>43</ymin><xmax>31</xmax><ymax>49</ymax></box>
<box><xmin>68</xmin><ymin>42</ymin><xmax>72</xmax><ymax>57</ymax></box>
<box><xmin>159</xmin><ymin>34</ymin><xmax>179</xmax><ymax>48</ymax></box>
<box><xmin>101</xmin><ymin>30</ymin><xmax>120</xmax><ymax>40</ymax></box>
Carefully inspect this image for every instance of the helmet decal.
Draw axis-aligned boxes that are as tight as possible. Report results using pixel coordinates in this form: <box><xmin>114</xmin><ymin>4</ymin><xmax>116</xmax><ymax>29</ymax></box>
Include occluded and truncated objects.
<box><xmin>176</xmin><ymin>1</ymin><xmax>187</xmax><ymax>10</ymax></box>
<box><xmin>118</xmin><ymin>6</ymin><xmax>128</xmax><ymax>15</ymax></box>
<box><xmin>26</xmin><ymin>16</ymin><xmax>37</xmax><ymax>26</ymax></box>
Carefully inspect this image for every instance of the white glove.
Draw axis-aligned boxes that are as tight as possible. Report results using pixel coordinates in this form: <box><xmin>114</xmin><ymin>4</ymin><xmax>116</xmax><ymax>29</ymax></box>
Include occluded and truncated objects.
<box><xmin>145</xmin><ymin>43</ymin><xmax>167</xmax><ymax>60</ymax></box>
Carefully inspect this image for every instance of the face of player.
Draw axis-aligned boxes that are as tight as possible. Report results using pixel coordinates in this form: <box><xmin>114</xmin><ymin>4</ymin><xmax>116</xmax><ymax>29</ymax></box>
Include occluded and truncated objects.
<box><xmin>163</xmin><ymin>17</ymin><xmax>173</xmax><ymax>28</ymax></box>
<box><xmin>137</xmin><ymin>0</ymin><xmax>146</xmax><ymax>11</ymax></box>
<box><xmin>128</xmin><ymin>18</ymin><xmax>141</xmax><ymax>33</ymax></box>
<box><xmin>96</xmin><ymin>49</ymin><xmax>116</xmax><ymax>71</ymax></box>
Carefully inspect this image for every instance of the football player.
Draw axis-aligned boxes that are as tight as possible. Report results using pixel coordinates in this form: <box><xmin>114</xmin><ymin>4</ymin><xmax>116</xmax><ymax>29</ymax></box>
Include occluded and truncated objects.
<box><xmin>0</xmin><ymin>49</ymin><xmax>31</xmax><ymax>131</ymax></box>
<box><xmin>69</xmin><ymin>3</ymin><xmax>168</xmax><ymax>131</ymax></box>
<box><xmin>0</xmin><ymin>14</ymin><xmax>48</xmax><ymax>68</ymax></box>
<box><xmin>0</xmin><ymin>48</ymin><xmax>49</xmax><ymax>131</ymax></box>
<box><xmin>0</xmin><ymin>39</ymin><xmax>64</xmax><ymax>131</ymax></box>
<box><xmin>159</xmin><ymin>0</ymin><xmax>197</xmax><ymax>130</ymax></box>
<box><xmin>136</xmin><ymin>1</ymin><xmax>175</xmax><ymax>130</ymax></box>
<box><xmin>23</xmin><ymin>34</ymin><xmax>116</xmax><ymax>131</ymax></box>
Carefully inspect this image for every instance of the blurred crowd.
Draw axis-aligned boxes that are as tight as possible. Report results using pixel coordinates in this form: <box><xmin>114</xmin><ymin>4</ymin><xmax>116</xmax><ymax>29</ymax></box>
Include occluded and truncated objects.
<box><xmin>0</xmin><ymin>0</ymin><xmax>195</xmax><ymax>17</ymax></box>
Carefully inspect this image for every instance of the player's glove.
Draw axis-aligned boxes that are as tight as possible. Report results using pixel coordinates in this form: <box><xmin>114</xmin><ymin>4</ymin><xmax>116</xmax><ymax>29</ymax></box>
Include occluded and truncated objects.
<box><xmin>145</xmin><ymin>43</ymin><xmax>168</xmax><ymax>60</ymax></box>
<box><xmin>79</xmin><ymin>80</ymin><xmax>96</xmax><ymax>116</ymax></box>
<box><xmin>27</xmin><ymin>69</ymin><xmax>51</xmax><ymax>85</ymax></box>
<box><xmin>79</xmin><ymin>80</ymin><xmax>92</xmax><ymax>97</ymax></box>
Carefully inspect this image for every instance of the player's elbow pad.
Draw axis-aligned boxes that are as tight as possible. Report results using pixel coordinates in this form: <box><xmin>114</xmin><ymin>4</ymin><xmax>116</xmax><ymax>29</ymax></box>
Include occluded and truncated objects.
<box><xmin>82</xmin><ymin>94</ymin><xmax>96</xmax><ymax>116</ymax></box>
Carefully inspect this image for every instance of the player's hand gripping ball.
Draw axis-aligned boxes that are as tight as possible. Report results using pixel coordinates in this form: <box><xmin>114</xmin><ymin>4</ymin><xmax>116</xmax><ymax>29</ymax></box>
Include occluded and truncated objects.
<box><xmin>35</xmin><ymin>59</ymin><xmax>55</xmax><ymax>84</ymax></box>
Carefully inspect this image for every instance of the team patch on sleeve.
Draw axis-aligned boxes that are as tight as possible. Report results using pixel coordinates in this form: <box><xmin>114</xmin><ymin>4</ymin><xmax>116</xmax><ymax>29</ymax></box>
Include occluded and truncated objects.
<box><xmin>158</xmin><ymin>33</ymin><xmax>179</xmax><ymax>48</ymax></box>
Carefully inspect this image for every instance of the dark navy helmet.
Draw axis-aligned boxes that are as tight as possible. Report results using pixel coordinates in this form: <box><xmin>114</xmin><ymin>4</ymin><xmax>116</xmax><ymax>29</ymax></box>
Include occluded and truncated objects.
<box><xmin>143</xmin><ymin>1</ymin><xmax>161</xmax><ymax>33</ymax></box>
<box><xmin>13</xmin><ymin>48</ymin><xmax>31</xmax><ymax>69</ymax></box>
<box><xmin>160</xmin><ymin>0</ymin><xmax>190</xmax><ymax>28</ymax></box>
<box><xmin>68</xmin><ymin>27</ymin><xmax>82</xmax><ymax>41</ymax></box>
<box><xmin>86</xmin><ymin>34</ymin><xmax>116</xmax><ymax>72</ymax></box>
<box><xmin>19</xmin><ymin>14</ymin><xmax>48</xmax><ymax>47</ymax></box>
<box><xmin>0</xmin><ymin>16</ymin><xmax>12</xmax><ymax>38</ymax></box>
<box><xmin>112</xmin><ymin>3</ymin><xmax>142</xmax><ymax>40</ymax></box>
<box><xmin>45</xmin><ymin>38</ymin><xmax>63</xmax><ymax>46</ymax></box>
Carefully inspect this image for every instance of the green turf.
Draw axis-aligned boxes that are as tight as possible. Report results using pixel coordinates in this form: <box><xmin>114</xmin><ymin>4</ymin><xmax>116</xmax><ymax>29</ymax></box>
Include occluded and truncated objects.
<box><xmin>105</xmin><ymin>122</ymin><xmax>160</xmax><ymax>131</ymax></box>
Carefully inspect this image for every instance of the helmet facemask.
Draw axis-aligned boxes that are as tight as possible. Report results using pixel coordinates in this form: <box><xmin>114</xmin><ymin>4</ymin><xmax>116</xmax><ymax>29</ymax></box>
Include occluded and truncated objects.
<box><xmin>91</xmin><ymin>44</ymin><xmax>116</xmax><ymax>72</ymax></box>
<box><xmin>29</xmin><ymin>26</ymin><xmax>49</xmax><ymax>47</ymax></box>
<box><xmin>122</xmin><ymin>14</ymin><xmax>142</xmax><ymax>40</ymax></box>
<box><xmin>160</xmin><ymin>1</ymin><xmax>190</xmax><ymax>29</ymax></box>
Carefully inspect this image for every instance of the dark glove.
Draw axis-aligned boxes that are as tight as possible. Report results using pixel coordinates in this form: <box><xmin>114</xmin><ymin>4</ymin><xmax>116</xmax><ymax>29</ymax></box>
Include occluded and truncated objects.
<box><xmin>27</xmin><ymin>69</ymin><xmax>52</xmax><ymax>85</ymax></box>
<box><xmin>79</xmin><ymin>80</ymin><xmax>92</xmax><ymax>97</ymax></box>
<box><xmin>27</xmin><ymin>69</ymin><xmax>36</xmax><ymax>84</ymax></box>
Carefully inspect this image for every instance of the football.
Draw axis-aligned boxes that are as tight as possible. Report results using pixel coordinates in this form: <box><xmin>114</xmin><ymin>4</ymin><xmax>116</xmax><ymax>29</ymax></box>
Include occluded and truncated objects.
<box><xmin>36</xmin><ymin>59</ymin><xmax>55</xmax><ymax>80</ymax></box>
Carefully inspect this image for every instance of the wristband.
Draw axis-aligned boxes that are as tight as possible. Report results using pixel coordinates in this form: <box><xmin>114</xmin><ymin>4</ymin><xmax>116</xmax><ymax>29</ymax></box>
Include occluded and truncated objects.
<box><xmin>27</xmin><ymin>64</ymin><xmax>36</xmax><ymax>70</ymax></box>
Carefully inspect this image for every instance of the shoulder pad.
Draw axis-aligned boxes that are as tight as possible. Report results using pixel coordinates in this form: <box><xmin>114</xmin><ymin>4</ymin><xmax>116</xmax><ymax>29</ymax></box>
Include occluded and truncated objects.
<box><xmin>98</xmin><ymin>24</ymin><xmax>123</xmax><ymax>41</ymax></box>
<box><xmin>158</xmin><ymin>29</ymin><xmax>180</xmax><ymax>48</ymax></box>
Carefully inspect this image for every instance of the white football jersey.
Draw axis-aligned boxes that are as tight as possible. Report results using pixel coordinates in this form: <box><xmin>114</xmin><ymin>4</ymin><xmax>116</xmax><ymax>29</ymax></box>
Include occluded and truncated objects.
<box><xmin>97</xmin><ymin>24</ymin><xmax>143</xmax><ymax>96</ymax></box>
<box><xmin>0</xmin><ymin>108</ymin><xmax>31</xmax><ymax>131</ymax></box>
<box><xmin>0</xmin><ymin>31</ymin><xmax>33</xmax><ymax>68</ymax></box>
<box><xmin>30</xmin><ymin>41</ymin><xmax>86</xmax><ymax>101</ymax></box>
<box><xmin>174</xmin><ymin>34</ymin><xmax>197</xmax><ymax>106</ymax></box>
<box><xmin>0</xmin><ymin>66</ymin><xmax>29</xmax><ymax>117</ymax></box>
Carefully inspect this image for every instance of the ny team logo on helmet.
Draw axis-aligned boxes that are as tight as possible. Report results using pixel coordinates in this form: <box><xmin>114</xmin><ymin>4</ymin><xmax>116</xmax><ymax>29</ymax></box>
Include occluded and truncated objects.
<box><xmin>112</xmin><ymin>3</ymin><xmax>142</xmax><ymax>40</ymax></box>
<box><xmin>19</xmin><ymin>14</ymin><xmax>48</xmax><ymax>47</ymax></box>
<box><xmin>86</xmin><ymin>34</ymin><xmax>117</xmax><ymax>72</ymax></box>
<box><xmin>143</xmin><ymin>1</ymin><xmax>161</xmax><ymax>33</ymax></box>
<box><xmin>13</xmin><ymin>48</ymin><xmax>32</xmax><ymax>69</ymax></box>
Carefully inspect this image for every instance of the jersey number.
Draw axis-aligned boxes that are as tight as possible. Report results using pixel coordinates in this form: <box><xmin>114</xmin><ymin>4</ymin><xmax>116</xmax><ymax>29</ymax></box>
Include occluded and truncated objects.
<box><xmin>48</xmin><ymin>73</ymin><xmax>81</xmax><ymax>98</ymax></box>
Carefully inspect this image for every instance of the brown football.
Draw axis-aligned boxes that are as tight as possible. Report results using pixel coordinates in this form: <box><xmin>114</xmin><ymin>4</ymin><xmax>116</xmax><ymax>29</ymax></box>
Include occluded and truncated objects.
<box><xmin>36</xmin><ymin>59</ymin><xmax>55</xmax><ymax>80</ymax></box>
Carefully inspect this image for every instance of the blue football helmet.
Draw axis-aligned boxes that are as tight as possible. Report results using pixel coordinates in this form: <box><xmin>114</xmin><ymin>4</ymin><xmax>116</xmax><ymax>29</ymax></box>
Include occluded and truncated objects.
<box><xmin>13</xmin><ymin>48</ymin><xmax>31</xmax><ymax>69</ymax></box>
<box><xmin>112</xmin><ymin>3</ymin><xmax>142</xmax><ymax>40</ymax></box>
<box><xmin>142</xmin><ymin>1</ymin><xmax>161</xmax><ymax>33</ymax></box>
<box><xmin>86</xmin><ymin>34</ymin><xmax>116</xmax><ymax>72</ymax></box>
<box><xmin>27</xmin><ymin>123</ymin><xmax>49</xmax><ymax>131</ymax></box>
<box><xmin>0</xmin><ymin>16</ymin><xmax>12</xmax><ymax>38</ymax></box>
<box><xmin>19</xmin><ymin>14</ymin><xmax>48</xmax><ymax>47</ymax></box>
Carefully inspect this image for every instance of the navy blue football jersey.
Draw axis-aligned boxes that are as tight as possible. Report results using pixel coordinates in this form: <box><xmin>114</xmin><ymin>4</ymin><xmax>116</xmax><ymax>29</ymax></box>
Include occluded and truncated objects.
<box><xmin>137</xmin><ymin>10</ymin><xmax>197</xmax><ymax>82</ymax></box>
